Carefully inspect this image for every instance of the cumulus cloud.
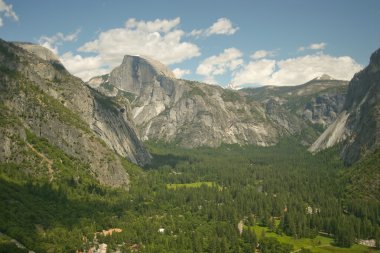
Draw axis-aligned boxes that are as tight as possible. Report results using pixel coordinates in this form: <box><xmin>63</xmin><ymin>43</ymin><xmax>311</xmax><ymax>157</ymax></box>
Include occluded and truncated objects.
<box><xmin>60</xmin><ymin>52</ymin><xmax>108</xmax><ymax>82</ymax></box>
<box><xmin>78</xmin><ymin>17</ymin><xmax>200</xmax><ymax>68</ymax></box>
<box><xmin>190</xmin><ymin>18</ymin><xmax>238</xmax><ymax>37</ymax></box>
<box><xmin>38</xmin><ymin>30</ymin><xmax>80</xmax><ymax>54</ymax></box>
<box><xmin>298</xmin><ymin>42</ymin><xmax>327</xmax><ymax>52</ymax></box>
<box><xmin>0</xmin><ymin>0</ymin><xmax>18</xmax><ymax>27</ymax></box>
<box><xmin>231</xmin><ymin>53</ymin><xmax>362</xmax><ymax>88</ymax></box>
<box><xmin>173</xmin><ymin>68</ymin><xmax>191</xmax><ymax>78</ymax></box>
<box><xmin>251</xmin><ymin>50</ymin><xmax>275</xmax><ymax>60</ymax></box>
<box><xmin>58</xmin><ymin>18</ymin><xmax>201</xmax><ymax>81</ymax></box>
<box><xmin>231</xmin><ymin>59</ymin><xmax>276</xmax><ymax>88</ymax></box>
<box><xmin>196</xmin><ymin>48</ymin><xmax>243</xmax><ymax>84</ymax></box>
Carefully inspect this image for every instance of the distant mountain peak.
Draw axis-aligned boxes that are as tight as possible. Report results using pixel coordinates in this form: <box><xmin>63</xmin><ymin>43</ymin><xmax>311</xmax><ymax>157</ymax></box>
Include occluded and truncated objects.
<box><xmin>313</xmin><ymin>74</ymin><xmax>335</xmax><ymax>81</ymax></box>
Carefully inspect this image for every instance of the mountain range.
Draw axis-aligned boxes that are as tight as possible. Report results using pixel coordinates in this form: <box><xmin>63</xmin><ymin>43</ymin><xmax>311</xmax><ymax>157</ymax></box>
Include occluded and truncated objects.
<box><xmin>87</xmin><ymin>55</ymin><xmax>348</xmax><ymax>148</ymax></box>
<box><xmin>0</xmin><ymin>38</ymin><xmax>379</xmax><ymax>187</ymax></box>
<box><xmin>0</xmin><ymin>38</ymin><xmax>380</xmax><ymax>252</ymax></box>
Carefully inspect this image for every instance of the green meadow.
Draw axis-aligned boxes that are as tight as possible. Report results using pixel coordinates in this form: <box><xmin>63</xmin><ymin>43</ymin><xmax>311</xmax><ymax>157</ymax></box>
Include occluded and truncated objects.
<box><xmin>251</xmin><ymin>225</ymin><xmax>379</xmax><ymax>253</ymax></box>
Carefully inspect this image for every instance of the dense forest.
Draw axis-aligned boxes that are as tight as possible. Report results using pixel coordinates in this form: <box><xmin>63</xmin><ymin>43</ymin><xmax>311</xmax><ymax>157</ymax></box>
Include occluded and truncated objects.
<box><xmin>0</xmin><ymin>133</ymin><xmax>380</xmax><ymax>252</ymax></box>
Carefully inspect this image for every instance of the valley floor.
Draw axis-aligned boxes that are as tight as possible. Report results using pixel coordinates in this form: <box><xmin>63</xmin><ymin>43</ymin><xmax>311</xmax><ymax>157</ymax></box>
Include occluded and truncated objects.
<box><xmin>1</xmin><ymin>138</ymin><xmax>379</xmax><ymax>252</ymax></box>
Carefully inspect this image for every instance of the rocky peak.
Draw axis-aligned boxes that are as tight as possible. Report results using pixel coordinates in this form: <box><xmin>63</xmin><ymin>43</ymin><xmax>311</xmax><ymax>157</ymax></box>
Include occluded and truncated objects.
<box><xmin>108</xmin><ymin>55</ymin><xmax>175</xmax><ymax>96</ymax></box>
<box><xmin>123</xmin><ymin>55</ymin><xmax>175</xmax><ymax>78</ymax></box>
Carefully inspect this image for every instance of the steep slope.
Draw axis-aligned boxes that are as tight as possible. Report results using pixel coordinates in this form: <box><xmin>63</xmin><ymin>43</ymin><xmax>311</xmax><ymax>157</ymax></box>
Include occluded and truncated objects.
<box><xmin>88</xmin><ymin>55</ymin><xmax>336</xmax><ymax>148</ymax></box>
<box><xmin>344</xmin><ymin>148</ymin><xmax>380</xmax><ymax>200</ymax></box>
<box><xmin>0</xmin><ymin>39</ymin><xmax>150</xmax><ymax>187</ymax></box>
<box><xmin>310</xmin><ymin>48</ymin><xmax>380</xmax><ymax>165</ymax></box>
<box><xmin>89</xmin><ymin>55</ymin><xmax>273</xmax><ymax>147</ymax></box>
<box><xmin>243</xmin><ymin>74</ymin><xmax>348</xmax><ymax>127</ymax></box>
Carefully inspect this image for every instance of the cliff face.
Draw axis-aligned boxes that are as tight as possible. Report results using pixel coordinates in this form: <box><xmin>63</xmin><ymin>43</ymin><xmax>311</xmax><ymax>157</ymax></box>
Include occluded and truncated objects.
<box><xmin>0</xmin><ymin>40</ymin><xmax>151</xmax><ymax>188</ymax></box>
<box><xmin>244</xmin><ymin>75</ymin><xmax>348</xmax><ymax>128</ymax></box>
<box><xmin>340</xmin><ymin>48</ymin><xmax>380</xmax><ymax>164</ymax></box>
<box><xmin>90</xmin><ymin>55</ymin><xmax>302</xmax><ymax>147</ymax></box>
<box><xmin>88</xmin><ymin>56</ymin><xmax>348</xmax><ymax>148</ymax></box>
<box><xmin>310</xmin><ymin>48</ymin><xmax>380</xmax><ymax>165</ymax></box>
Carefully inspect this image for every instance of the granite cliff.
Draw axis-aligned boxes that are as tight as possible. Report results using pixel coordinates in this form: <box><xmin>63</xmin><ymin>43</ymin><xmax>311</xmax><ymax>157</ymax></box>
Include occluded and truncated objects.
<box><xmin>0</xmin><ymin>40</ymin><xmax>151</xmax><ymax>188</ymax></box>
<box><xmin>310</xmin><ymin>48</ymin><xmax>380</xmax><ymax>165</ymax></box>
<box><xmin>88</xmin><ymin>56</ymin><xmax>348</xmax><ymax>148</ymax></box>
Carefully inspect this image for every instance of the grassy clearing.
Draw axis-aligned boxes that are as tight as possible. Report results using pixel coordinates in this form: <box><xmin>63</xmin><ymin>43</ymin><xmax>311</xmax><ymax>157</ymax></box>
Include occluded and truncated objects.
<box><xmin>312</xmin><ymin>245</ymin><xmax>379</xmax><ymax>253</ymax></box>
<box><xmin>251</xmin><ymin>225</ymin><xmax>379</xmax><ymax>253</ymax></box>
<box><xmin>166</xmin><ymin>181</ymin><xmax>221</xmax><ymax>190</ymax></box>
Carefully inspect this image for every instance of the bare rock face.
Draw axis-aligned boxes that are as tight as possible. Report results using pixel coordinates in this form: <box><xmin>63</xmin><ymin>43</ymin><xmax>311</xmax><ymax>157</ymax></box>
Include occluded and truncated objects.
<box><xmin>0</xmin><ymin>40</ymin><xmax>151</xmax><ymax>188</ymax></box>
<box><xmin>244</xmin><ymin>76</ymin><xmax>348</xmax><ymax>128</ymax></box>
<box><xmin>310</xmin><ymin>48</ymin><xmax>380</xmax><ymax>165</ymax></box>
<box><xmin>309</xmin><ymin>112</ymin><xmax>350</xmax><ymax>152</ymax></box>
<box><xmin>107</xmin><ymin>55</ymin><xmax>175</xmax><ymax>96</ymax></box>
<box><xmin>340</xmin><ymin>48</ymin><xmax>380</xmax><ymax>164</ymax></box>
<box><xmin>90</xmin><ymin>56</ymin><xmax>287</xmax><ymax>147</ymax></box>
<box><xmin>89</xmin><ymin>55</ymin><xmax>346</xmax><ymax>148</ymax></box>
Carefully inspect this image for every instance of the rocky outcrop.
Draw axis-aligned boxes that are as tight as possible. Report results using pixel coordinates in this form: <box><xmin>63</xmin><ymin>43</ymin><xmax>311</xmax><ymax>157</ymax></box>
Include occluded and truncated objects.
<box><xmin>0</xmin><ymin>39</ymin><xmax>151</xmax><ymax>187</ymax></box>
<box><xmin>243</xmin><ymin>75</ymin><xmax>348</xmax><ymax>128</ymax></box>
<box><xmin>310</xmin><ymin>48</ymin><xmax>380</xmax><ymax>165</ymax></box>
<box><xmin>309</xmin><ymin>111</ymin><xmax>349</xmax><ymax>152</ymax></box>
<box><xmin>299</xmin><ymin>76</ymin><xmax>347</xmax><ymax>126</ymax></box>
<box><xmin>90</xmin><ymin>90</ymin><xmax>151</xmax><ymax>165</ymax></box>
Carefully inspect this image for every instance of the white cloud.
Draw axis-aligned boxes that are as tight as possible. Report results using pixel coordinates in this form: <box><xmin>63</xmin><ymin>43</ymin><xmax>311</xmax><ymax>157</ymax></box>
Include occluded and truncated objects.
<box><xmin>231</xmin><ymin>59</ymin><xmax>276</xmax><ymax>88</ymax></box>
<box><xmin>190</xmin><ymin>18</ymin><xmax>238</xmax><ymax>37</ymax></box>
<box><xmin>53</xmin><ymin>18</ymin><xmax>200</xmax><ymax>81</ymax></box>
<box><xmin>78</xmin><ymin>17</ymin><xmax>200</xmax><ymax>69</ymax></box>
<box><xmin>208</xmin><ymin>18</ymin><xmax>239</xmax><ymax>36</ymax></box>
<box><xmin>251</xmin><ymin>50</ymin><xmax>275</xmax><ymax>60</ymax></box>
<box><xmin>196</xmin><ymin>48</ymin><xmax>243</xmax><ymax>84</ymax></box>
<box><xmin>173</xmin><ymin>68</ymin><xmax>191</xmax><ymax>78</ymax></box>
<box><xmin>231</xmin><ymin>53</ymin><xmax>362</xmax><ymax>88</ymax></box>
<box><xmin>38</xmin><ymin>30</ymin><xmax>80</xmax><ymax>54</ymax></box>
<box><xmin>309</xmin><ymin>42</ymin><xmax>327</xmax><ymax>50</ymax></box>
<box><xmin>0</xmin><ymin>0</ymin><xmax>18</xmax><ymax>27</ymax></box>
<box><xmin>126</xmin><ymin>17</ymin><xmax>181</xmax><ymax>33</ymax></box>
<box><xmin>60</xmin><ymin>52</ymin><xmax>108</xmax><ymax>82</ymax></box>
<box><xmin>60</xmin><ymin>18</ymin><xmax>200</xmax><ymax>81</ymax></box>
<box><xmin>298</xmin><ymin>42</ymin><xmax>327</xmax><ymax>52</ymax></box>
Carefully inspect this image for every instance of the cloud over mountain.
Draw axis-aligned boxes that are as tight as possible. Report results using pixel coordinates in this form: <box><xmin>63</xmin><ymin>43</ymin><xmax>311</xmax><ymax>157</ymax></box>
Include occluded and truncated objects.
<box><xmin>196</xmin><ymin>48</ymin><xmax>243</xmax><ymax>84</ymax></box>
<box><xmin>57</xmin><ymin>18</ymin><xmax>200</xmax><ymax>81</ymax></box>
<box><xmin>231</xmin><ymin>53</ymin><xmax>362</xmax><ymax>88</ymax></box>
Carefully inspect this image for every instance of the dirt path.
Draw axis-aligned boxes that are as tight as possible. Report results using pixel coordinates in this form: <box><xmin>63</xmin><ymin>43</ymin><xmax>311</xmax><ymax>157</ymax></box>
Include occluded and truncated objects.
<box><xmin>27</xmin><ymin>142</ymin><xmax>54</xmax><ymax>181</ymax></box>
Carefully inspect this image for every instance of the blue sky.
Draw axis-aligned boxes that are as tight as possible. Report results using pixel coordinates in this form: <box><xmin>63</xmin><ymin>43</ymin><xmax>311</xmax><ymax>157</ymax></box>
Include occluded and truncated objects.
<box><xmin>1</xmin><ymin>0</ymin><xmax>379</xmax><ymax>87</ymax></box>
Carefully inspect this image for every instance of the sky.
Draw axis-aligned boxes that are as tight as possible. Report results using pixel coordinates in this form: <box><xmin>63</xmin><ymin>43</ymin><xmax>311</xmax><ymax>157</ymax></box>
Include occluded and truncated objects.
<box><xmin>1</xmin><ymin>0</ymin><xmax>380</xmax><ymax>88</ymax></box>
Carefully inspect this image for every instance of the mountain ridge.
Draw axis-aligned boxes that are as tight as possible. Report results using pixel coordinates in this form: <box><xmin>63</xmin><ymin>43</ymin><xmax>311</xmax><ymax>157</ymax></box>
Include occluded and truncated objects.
<box><xmin>310</xmin><ymin>48</ymin><xmax>380</xmax><ymax>165</ymax></box>
<box><xmin>87</xmin><ymin>54</ymin><xmax>349</xmax><ymax>148</ymax></box>
<box><xmin>0</xmin><ymin>39</ymin><xmax>151</xmax><ymax>187</ymax></box>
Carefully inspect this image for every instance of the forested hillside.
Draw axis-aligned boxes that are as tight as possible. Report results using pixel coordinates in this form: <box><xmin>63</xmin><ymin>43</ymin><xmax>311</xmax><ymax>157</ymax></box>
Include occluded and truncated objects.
<box><xmin>1</xmin><ymin>137</ymin><xmax>379</xmax><ymax>252</ymax></box>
